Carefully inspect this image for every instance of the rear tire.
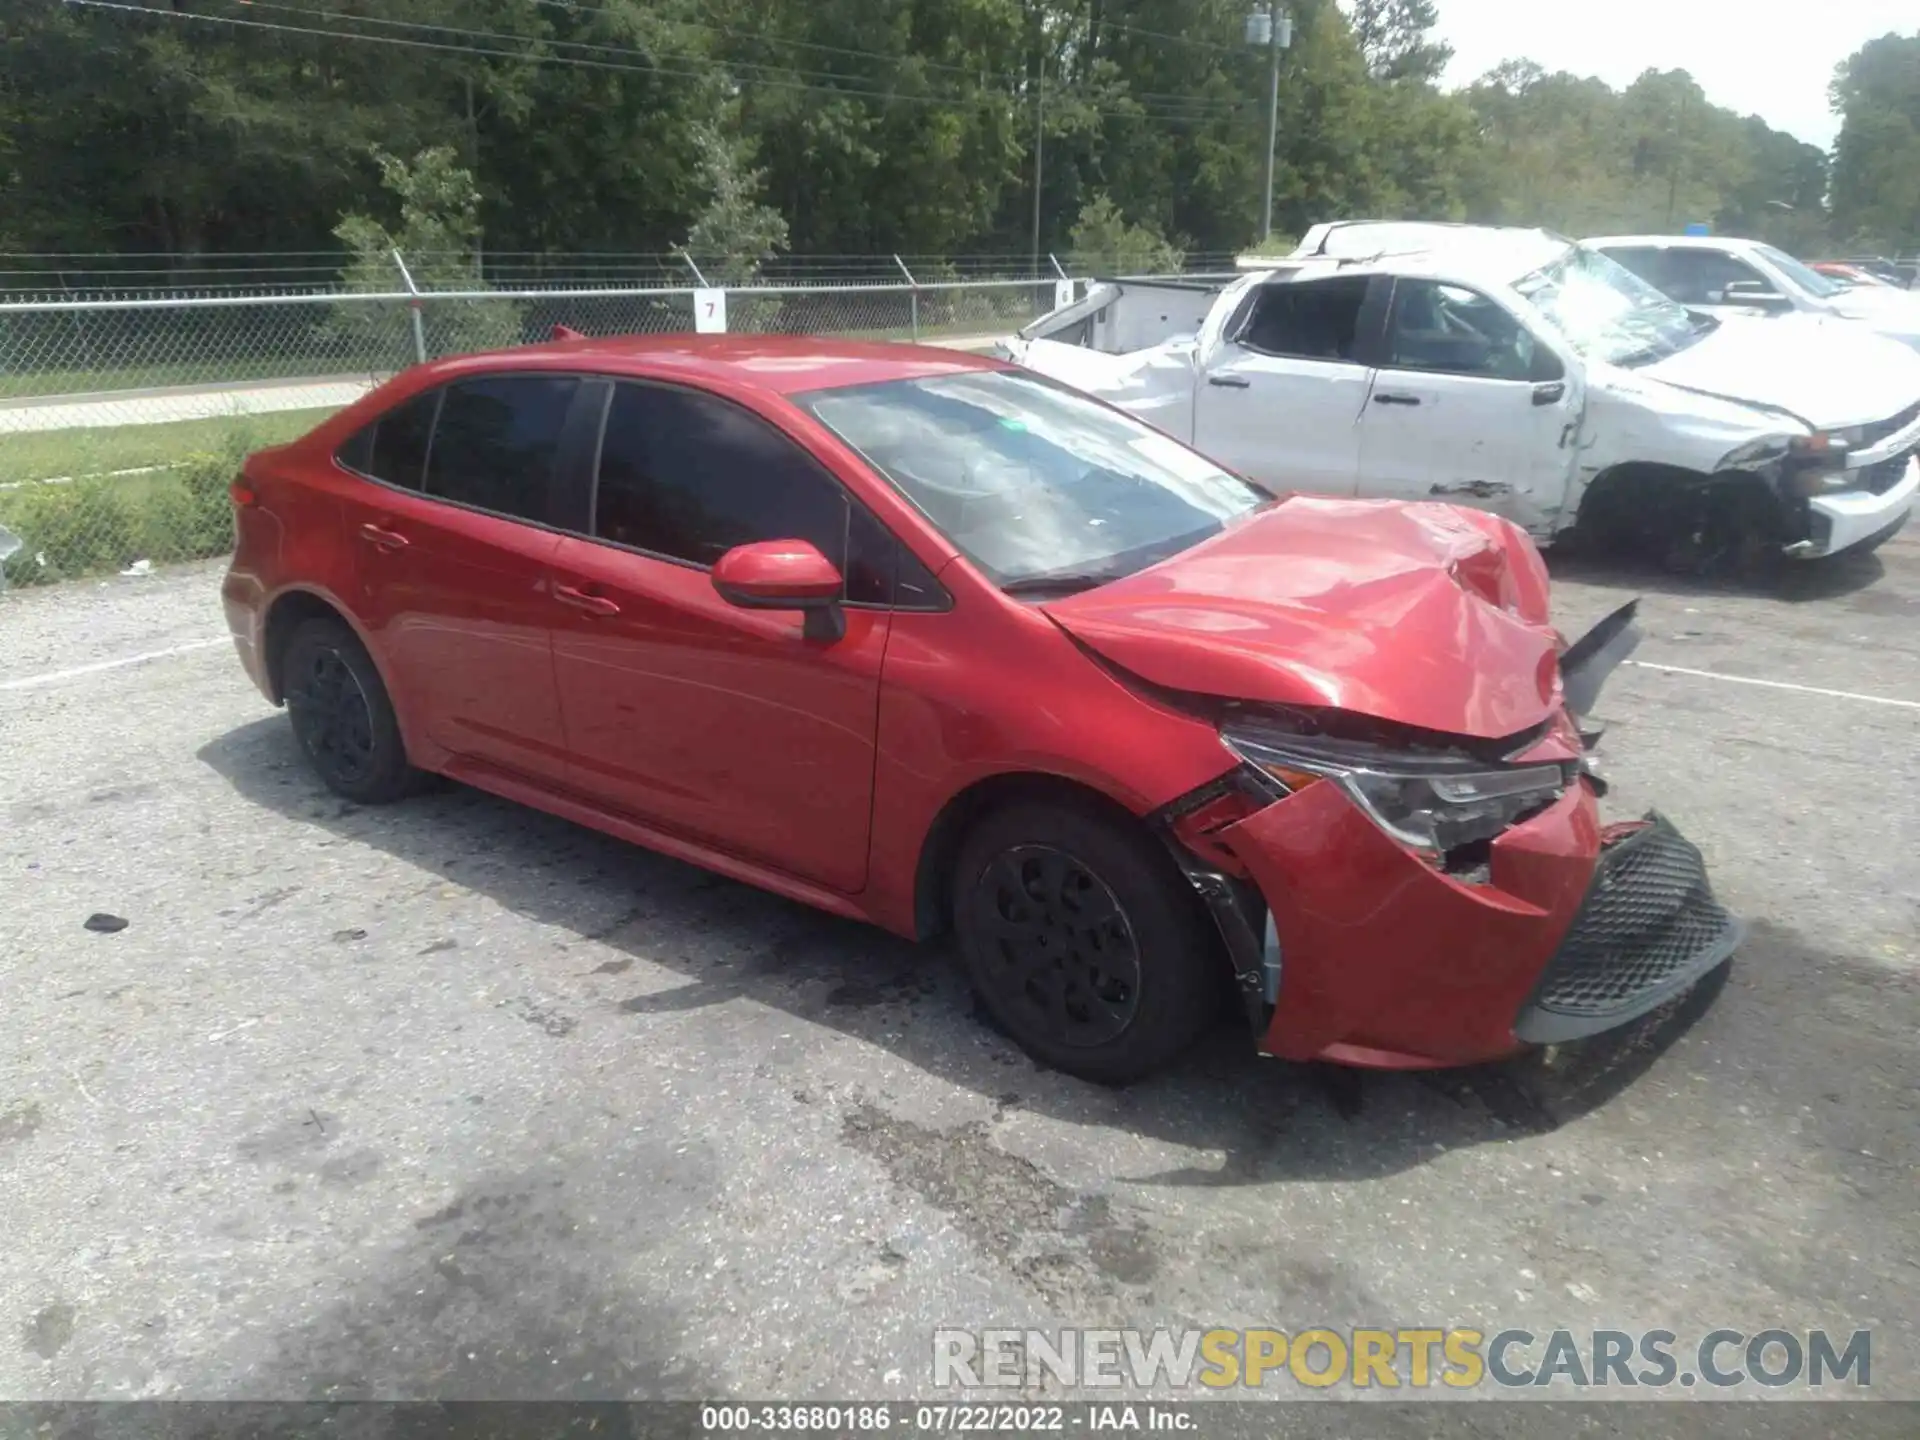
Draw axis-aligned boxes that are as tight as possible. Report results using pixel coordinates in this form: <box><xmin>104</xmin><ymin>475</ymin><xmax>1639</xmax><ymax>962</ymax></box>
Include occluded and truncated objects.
<box><xmin>281</xmin><ymin>617</ymin><xmax>421</xmax><ymax>804</ymax></box>
<box><xmin>953</xmin><ymin>802</ymin><xmax>1217</xmax><ymax>1084</ymax></box>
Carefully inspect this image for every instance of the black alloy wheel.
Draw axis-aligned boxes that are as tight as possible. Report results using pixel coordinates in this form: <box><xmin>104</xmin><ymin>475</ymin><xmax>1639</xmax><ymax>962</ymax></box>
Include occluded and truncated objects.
<box><xmin>280</xmin><ymin>617</ymin><xmax>422</xmax><ymax>804</ymax></box>
<box><xmin>954</xmin><ymin>802</ymin><xmax>1218</xmax><ymax>1084</ymax></box>
<box><xmin>970</xmin><ymin>844</ymin><xmax>1143</xmax><ymax>1048</ymax></box>
<box><xmin>287</xmin><ymin>642</ymin><xmax>376</xmax><ymax>790</ymax></box>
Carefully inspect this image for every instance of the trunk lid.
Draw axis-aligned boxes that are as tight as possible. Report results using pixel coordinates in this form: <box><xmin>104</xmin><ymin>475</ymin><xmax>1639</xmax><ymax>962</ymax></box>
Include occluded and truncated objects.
<box><xmin>1041</xmin><ymin>495</ymin><xmax>1564</xmax><ymax>741</ymax></box>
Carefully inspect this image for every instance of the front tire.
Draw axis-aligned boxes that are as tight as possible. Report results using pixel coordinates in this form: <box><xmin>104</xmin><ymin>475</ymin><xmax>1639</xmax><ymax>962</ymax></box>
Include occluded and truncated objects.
<box><xmin>281</xmin><ymin>617</ymin><xmax>420</xmax><ymax>804</ymax></box>
<box><xmin>953</xmin><ymin>802</ymin><xmax>1217</xmax><ymax>1084</ymax></box>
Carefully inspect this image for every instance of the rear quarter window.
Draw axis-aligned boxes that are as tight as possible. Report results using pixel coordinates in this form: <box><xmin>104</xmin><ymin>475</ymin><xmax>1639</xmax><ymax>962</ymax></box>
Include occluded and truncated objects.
<box><xmin>338</xmin><ymin>389</ymin><xmax>438</xmax><ymax>490</ymax></box>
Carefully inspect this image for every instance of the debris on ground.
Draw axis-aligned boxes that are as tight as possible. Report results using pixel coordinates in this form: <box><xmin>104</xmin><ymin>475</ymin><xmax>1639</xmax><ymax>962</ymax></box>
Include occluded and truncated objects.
<box><xmin>83</xmin><ymin>913</ymin><xmax>129</xmax><ymax>934</ymax></box>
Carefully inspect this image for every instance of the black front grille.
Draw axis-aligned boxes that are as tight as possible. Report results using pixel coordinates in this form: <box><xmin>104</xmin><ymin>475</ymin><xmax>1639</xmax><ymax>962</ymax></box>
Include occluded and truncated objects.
<box><xmin>1513</xmin><ymin>813</ymin><xmax>1742</xmax><ymax>1044</ymax></box>
<box><xmin>1861</xmin><ymin>448</ymin><xmax>1915</xmax><ymax>495</ymax></box>
<box><xmin>1859</xmin><ymin>401</ymin><xmax>1920</xmax><ymax>450</ymax></box>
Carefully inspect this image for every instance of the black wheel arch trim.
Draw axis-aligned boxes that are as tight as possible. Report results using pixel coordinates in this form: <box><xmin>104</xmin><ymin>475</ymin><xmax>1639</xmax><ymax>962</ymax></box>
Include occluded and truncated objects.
<box><xmin>1146</xmin><ymin>765</ymin><xmax>1285</xmax><ymax>1035</ymax></box>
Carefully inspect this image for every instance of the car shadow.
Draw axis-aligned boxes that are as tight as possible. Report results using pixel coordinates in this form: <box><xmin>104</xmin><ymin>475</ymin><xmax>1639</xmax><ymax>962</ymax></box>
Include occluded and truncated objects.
<box><xmin>1545</xmin><ymin>543</ymin><xmax>1888</xmax><ymax>603</ymax></box>
<box><xmin>198</xmin><ymin>717</ymin><xmax>1731</xmax><ymax>1189</ymax></box>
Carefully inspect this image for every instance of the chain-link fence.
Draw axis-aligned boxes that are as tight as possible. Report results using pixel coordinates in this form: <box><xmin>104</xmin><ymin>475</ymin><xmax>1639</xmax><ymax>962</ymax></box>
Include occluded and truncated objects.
<box><xmin>0</xmin><ymin>263</ymin><xmax>1169</xmax><ymax>589</ymax></box>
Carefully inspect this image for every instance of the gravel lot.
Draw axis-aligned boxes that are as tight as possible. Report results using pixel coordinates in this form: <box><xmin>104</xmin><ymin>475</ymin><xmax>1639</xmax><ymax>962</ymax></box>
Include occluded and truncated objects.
<box><xmin>1</xmin><ymin>529</ymin><xmax>1916</xmax><ymax>1424</ymax></box>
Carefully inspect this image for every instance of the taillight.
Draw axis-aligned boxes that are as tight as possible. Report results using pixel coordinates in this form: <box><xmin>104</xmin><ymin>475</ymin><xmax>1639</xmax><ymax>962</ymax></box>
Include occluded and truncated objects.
<box><xmin>229</xmin><ymin>481</ymin><xmax>257</xmax><ymax>508</ymax></box>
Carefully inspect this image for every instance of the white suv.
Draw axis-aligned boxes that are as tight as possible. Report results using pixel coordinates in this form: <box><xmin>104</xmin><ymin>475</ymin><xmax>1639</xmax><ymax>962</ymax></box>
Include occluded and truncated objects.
<box><xmin>1588</xmin><ymin>234</ymin><xmax>1920</xmax><ymax>353</ymax></box>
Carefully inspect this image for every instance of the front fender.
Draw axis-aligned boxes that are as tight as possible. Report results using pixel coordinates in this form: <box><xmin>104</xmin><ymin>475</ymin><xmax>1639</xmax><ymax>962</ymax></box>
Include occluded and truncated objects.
<box><xmin>1576</xmin><ymin>376</ymin><xmax>1800</xmax><ymax>503</ymax></box>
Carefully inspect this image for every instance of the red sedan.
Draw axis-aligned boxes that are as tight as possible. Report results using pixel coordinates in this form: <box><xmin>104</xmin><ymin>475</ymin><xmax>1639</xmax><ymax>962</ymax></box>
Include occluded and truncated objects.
<box><xmin>222</xmin><ymin>335</ymin><xmax>1742</xmax><ymax>1082</ymax></box>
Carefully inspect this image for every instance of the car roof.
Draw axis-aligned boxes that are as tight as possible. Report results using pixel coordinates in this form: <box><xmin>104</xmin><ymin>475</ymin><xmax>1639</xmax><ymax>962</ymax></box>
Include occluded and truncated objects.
<box><xmin>416</xmin><ymin>333</ymin><xmax>1009</xmax><ymax>397</ymax></box>
<box><xmin>1288</xmin><ymin>221</ymin><xmax>1572</xmax><ymax>289</ymax></box>
<box><xmin>1585</xmin><ymin>234</ymin><xmax>1765</xmax><ymax>253</ymax></box>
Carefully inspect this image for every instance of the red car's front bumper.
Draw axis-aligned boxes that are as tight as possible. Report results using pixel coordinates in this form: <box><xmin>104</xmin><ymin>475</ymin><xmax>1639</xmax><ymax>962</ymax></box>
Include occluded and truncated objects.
<box><xmin>1220</xmin><ymin>780</ymin><xmax>1740</xmax><ymax>1069</ymax></box>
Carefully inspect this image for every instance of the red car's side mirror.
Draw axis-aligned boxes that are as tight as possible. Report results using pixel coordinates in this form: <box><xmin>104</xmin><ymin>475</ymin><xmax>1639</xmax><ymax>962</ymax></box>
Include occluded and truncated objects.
<box><xmin>711</xmin><ymin>540</ymin><xmax>846</xmax><ymax>640</ymax></box>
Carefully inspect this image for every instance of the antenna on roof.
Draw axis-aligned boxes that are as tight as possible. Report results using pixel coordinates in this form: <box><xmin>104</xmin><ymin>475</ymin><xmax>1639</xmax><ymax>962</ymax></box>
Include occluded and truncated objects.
<box><xmin>551</xmin><ymin>323</ymin><xmax>585</xmax><ymax>342</ymax></box>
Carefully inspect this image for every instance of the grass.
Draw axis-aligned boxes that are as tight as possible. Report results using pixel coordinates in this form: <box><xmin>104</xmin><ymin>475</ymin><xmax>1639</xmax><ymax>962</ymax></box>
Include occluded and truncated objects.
<box><xmin>0</xmin><ymin>410</ymin><xmax>340</xmax><ymax>586</ymax></box>
<box><xmin>0</xmin><ymin>406</ymin><xmax>338</xmax><ymax>485</ymax></box>
<box><xmin>0</xmin><ymin>455</ymin><xmax>235</xmax><ymax>585</ymax></box>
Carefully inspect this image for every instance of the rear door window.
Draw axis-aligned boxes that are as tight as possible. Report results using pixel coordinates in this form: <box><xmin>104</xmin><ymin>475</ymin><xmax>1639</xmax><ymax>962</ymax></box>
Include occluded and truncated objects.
<box><xmin>1645</xmin><ymin>249</ymin><xmax>1773</xmax><ymax>305</ymax></box>
<box><xmin>1237</xmin><ymin>276</ymin><xmax>1372</xmax><ymax>362</ymax></box>
<box><xmin>423</xmin><ymin>375</ymin><xmax>580</xmax><ymax>523</ymax></box>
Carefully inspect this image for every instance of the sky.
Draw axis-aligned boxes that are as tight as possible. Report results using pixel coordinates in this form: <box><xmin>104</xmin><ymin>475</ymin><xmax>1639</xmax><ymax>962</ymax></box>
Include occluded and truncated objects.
<box><xmin>1433</xmin><ymin>0</ymin><xmax>1917</xmax><ymax>149</ymax></box>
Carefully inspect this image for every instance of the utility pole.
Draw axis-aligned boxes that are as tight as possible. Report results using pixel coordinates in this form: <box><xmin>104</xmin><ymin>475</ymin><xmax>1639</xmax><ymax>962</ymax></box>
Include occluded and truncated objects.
<box><xmin>1031</xmin><ymin>47</ymin><xmax>1046</xmax><ymax>275</ymax></box>
<box><xmin>1261</xmin><ymin>2</ymin><xmax>1281</xmax><ymax>242</ymax></box>
<box><xmin>1246</xmin><ymin>7</ymin><xmax>1292</xmax><ymax>243</ymax></box>
<box><xmin>1665</xmin><ymin>87</ymin><xmax>1689</xmax><ymax>230</ymax></box>
<box><xmin>465</xmin><ymin>76</ymin><xmax>482</xmax><ymax>279</ymax></box>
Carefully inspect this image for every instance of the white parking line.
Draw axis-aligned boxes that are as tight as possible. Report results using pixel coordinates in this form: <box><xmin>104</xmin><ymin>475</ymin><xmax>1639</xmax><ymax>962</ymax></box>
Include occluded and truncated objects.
<box><xmin>1626</xmin><ymin>660</ymin><xmax>1920</xmax><ymax>712</ymax></box>
<box><xmin>0</xmin><ymin>637</ymin><xmax>229</xmax><ymax>692</ymax></box>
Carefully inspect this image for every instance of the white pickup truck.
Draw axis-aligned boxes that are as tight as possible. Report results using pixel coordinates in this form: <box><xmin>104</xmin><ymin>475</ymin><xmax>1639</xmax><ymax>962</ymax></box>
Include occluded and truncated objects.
<box><xmin>1586</xmin><ymin>233</ymin><xmax>1920</xmax><ymax>353</ymax></box>
<box><xmin>1001</xmin><ymin>224</ymin><xmax>1920</xmax><ymax>564</ymax></box>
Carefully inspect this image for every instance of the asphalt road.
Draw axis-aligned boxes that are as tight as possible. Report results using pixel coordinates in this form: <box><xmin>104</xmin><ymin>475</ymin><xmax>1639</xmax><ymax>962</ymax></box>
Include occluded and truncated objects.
<box><xmin>1</xmin><ymin>531</ymin><xmax>1916</xmax><ymax>1425</ymax></box>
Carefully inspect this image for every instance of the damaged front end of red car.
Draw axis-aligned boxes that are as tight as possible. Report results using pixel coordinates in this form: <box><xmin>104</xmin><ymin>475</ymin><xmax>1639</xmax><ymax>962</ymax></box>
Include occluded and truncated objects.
<box><xmin>1038</xmin><ymin>494</ymin><xmax>1743</xmax><ymax>1071</ymax></box>
<box><xmin>1140</xmin><ymin>602</ymin><xmax>1743</xmax><ymax>1070</ymax></box>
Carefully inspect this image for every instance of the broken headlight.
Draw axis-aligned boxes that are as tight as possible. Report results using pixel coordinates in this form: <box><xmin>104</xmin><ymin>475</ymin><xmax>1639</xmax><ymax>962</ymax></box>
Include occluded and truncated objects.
<box><xmin>1220</xmin><ymin>719</ymin><xmax>1568</xmax><ymax>859</ymax></box>
<box><xmin>1775</xmin><ymin>427</ymin><xmax>1875</xmax><ymax>496</ymax></box>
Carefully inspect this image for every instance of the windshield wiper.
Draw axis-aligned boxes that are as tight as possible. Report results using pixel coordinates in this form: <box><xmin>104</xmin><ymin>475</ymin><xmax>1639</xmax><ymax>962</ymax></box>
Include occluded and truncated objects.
<box><xmin>1001</xmin><ymin>570</ymin><xmax>1123</xmax><ymax>596</ymax></box>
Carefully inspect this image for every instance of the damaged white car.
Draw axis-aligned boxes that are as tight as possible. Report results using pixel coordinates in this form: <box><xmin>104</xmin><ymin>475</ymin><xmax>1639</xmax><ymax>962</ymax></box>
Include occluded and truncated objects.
<box><xmin>1000</xmin><ymin>225</ymin><xmax>1920</xmax><ymax>565</ymax></box>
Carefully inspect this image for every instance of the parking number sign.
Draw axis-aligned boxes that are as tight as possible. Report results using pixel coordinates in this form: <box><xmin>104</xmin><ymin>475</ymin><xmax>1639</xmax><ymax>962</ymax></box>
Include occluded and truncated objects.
<box><xmin>695</xmin><ymin>288</ymin><xmax>727</xmax><ymax>334</ymax></box>
<box><xmin>1055</xmin><ymin>279</ymin><xmax>1074</xmax><ymax>310</ymax></box>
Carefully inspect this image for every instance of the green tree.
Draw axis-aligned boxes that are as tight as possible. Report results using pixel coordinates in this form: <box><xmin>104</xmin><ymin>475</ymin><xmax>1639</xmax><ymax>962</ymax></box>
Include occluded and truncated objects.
<box><xmin>1829</xmin><ymin>32</ymin><xmax>1920</xmax><ymax>249</ymax></box>
<box><xmin>1348</xmin><ymin>0</ymin><xmax>1452</xmax><ymax>83</ymax></box>
<box><xmin>1066</xmin><ymin>195</ymin><xmax>1184</xmax><ymax>273</ymax></box>
<box><xmin>683</xmin><ymin>124</ymin><xmax>791</xmax><ymax>283</ymax></box>
<box><xmin>1459</xmin><ymin>60</ymin><xmax>1831</xmax><ymax>244</ymax></box>
<box><xmin>1</xmin><ymin>0</ymin><xmax>1862</xmax><ymax>293</ymax></box>
<box><xmin>333</xmin><ymin>147</ymin><xmax>520</xmax><ymax>361</ymax></box>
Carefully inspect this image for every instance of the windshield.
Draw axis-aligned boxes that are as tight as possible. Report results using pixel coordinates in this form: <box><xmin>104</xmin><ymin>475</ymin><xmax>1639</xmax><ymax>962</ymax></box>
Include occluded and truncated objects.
<box><xmin>1754</xmin><ymin>244</ymin><xmax>1846</xmax><ymax>300</ymax></box>
<box><xmin>1514</xmin><ymin>244</ymin><xmax>1702</xmax><ymax>367</ymax></box>
<box><xmin>797</xmin><ymin>370</ymin><xmax>1268</xmax><ymax>588</ymax></box>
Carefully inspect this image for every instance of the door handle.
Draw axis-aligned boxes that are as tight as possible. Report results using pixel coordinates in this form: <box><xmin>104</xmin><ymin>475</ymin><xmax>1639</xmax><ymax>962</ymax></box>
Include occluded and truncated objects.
<box><xmin>1372</xmin><ymin>392</ymin><xmax>1422</xmax><ymax>407</ymax></box>
<box><xmin>1532</xmin><ymin>381</ymin><xmax>1567</xmax><ymax>406</ymax></box>
<box><xmin>1207</xmin><ymin>375</ymin><xmax>1251</xmax><ymax>389</ymax></box>
<box><xmin>554</xmin><ymin>583</ymin><xmax>620</xmax><ymax>617</ymax></box>
<box><xmin>358</xmin><ymin>522</ymin><xmax>409</xmax><ymax>551</ymax></box>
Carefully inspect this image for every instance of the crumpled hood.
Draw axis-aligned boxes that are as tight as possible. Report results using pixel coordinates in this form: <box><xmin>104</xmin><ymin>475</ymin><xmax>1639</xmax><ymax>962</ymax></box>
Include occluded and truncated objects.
<box><xmin>1638</xmin><ymin>313</ymin><xmax>1920</xmax><ymax>428</ymax></box>
<box><xmin>1042</xmin><ymin>496</ymin><xmax>1564</xmax><ymax>741</ymax></box>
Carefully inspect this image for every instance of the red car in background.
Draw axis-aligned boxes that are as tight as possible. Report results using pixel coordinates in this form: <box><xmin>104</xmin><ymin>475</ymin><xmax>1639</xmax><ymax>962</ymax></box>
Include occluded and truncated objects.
<box><xmin>222</xmin><ymin>335</ymin><xmax>1742</xmax><ymax>1083</ymax></box>
<box><xmin>1810</xmin><ymin>261</ymin><xmax>1902</xmax><ymax>289</ymax></box>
